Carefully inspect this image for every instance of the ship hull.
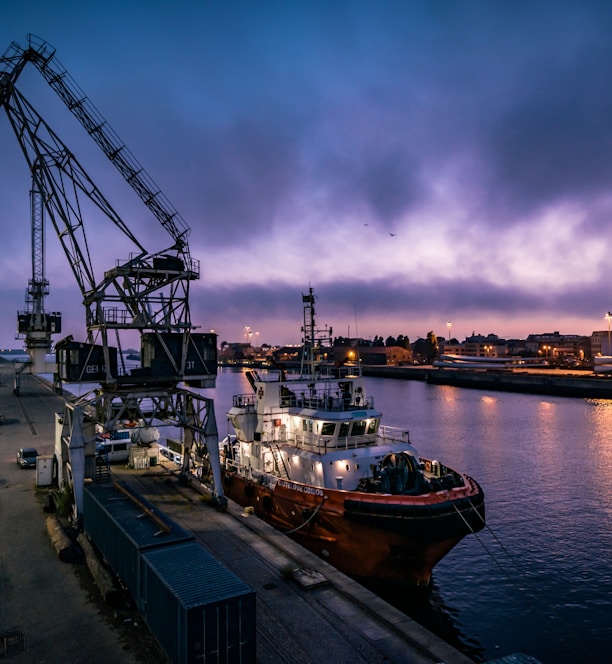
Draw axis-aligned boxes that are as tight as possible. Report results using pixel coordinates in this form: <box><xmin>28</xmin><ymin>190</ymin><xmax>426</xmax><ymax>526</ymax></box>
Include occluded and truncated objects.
<box><xmin>221</xmin><ymin>470</ymin><xmax>485</xmax><ymax>589</ymax></box>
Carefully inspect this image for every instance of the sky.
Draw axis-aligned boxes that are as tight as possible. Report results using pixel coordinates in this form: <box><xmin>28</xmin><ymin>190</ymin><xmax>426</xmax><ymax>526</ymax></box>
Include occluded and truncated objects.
<box><xmin>2</xmin><ymin>0</ymin><xmax>612</xmax><ymax>348</ymax></box>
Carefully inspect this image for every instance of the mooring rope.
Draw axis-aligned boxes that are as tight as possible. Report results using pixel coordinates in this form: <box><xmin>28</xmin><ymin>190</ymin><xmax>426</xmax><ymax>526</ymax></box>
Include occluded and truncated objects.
<box><xmin>449</xmin><ymin>495</ymin><xmax>581</xmax><ymax>660</ymax></box>
<box><xmin>283</xmin><ymin>495</ymin><xmax>326</xmax><ymax>535</ymax></box>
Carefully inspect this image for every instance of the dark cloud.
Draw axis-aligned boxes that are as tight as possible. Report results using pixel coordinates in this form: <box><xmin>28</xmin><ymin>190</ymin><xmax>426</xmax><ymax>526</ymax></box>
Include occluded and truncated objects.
<box><xmin>194</xmin><ymin>275</ymin><xmax>605</xmax><ymax>345</ymax></box>
<box><xmin>459</xmin><ymin>10</ymin><xmax>612</xmax><ymax>222</ymax></box>
<box><xmin>314</xmin><ymin>141</ymin><xmax>426</xmax><ymax>226</ymax></box>
<box><xmin>184</xmin><ymin>117</ymin><xmax>302</xmax><ymax>244</ymax></box>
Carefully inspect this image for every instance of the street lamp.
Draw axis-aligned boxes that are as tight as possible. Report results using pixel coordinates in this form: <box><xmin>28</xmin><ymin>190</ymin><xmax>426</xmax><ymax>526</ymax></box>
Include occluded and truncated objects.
<box><xmin>447</xmin><ymin>321</ymin><xmax>452</xmax><ymax>343</ymax></box>
<box><xmin>606</xmin><ymin>312</ymin><xmax>612</xmax><ymax>356</ymax></box>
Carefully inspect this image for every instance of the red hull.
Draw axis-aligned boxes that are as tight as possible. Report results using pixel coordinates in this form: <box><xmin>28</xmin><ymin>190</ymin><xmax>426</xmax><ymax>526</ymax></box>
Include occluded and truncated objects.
<box><xmin>221</xmin><ymin>470</ymin><xmax>485</xmax><ymax>588</ymax></box>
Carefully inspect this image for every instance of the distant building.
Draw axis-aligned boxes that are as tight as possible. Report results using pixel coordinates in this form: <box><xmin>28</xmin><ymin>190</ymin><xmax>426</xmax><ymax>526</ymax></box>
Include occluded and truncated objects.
<box><xmin>525</xmin><ymin>332</ymin><xmax>590</xmax><ymax>361</ymax></box>
<box><xmin>441</xmin><ymin>333</ymin><xmax>505</xmax><ymax>358</ymax></box>
<box><xmin>331</xmin><ymin>345</ymin><xmax>412</xmax><ymax>366</ymax></box>
<box><xmin>269</xmin><ymin>345</ymin><xmax>309</xmax><ymax>366</ymax></box>
<box><xmin>219</xmin><ymin>342</ymin><xmax>253</xmax><ymax>363</ymax></box>
<box><xmin>590</xmin><ymin>331</ymin><xmax>611</xmax><ymax>357</ymax></box>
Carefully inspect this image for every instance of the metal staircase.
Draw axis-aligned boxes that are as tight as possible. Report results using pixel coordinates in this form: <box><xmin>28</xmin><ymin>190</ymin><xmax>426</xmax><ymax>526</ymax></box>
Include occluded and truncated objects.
<box><xmin>271</xmin><ymin>444</ymin><xmax>290</xmax><ymax>479</ymax></box>
<box><xmin>94</xmin><ymin>455</ymin><xmax>111</xmax><ymax>483</ymax></box>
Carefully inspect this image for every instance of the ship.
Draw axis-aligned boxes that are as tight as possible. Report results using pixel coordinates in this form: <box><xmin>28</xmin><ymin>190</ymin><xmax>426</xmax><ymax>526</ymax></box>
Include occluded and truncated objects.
<box><xmin>220</xmin><ymin>288</ymin><xmax>485</xmax><ymax>589</ymax></box>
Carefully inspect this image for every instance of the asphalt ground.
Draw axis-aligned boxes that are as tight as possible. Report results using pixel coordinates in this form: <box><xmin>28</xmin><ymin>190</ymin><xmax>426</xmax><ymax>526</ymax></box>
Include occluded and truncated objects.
<box><xmin>0</xmin><ymin>358</ymin><xmax>474</xmax><ymax>664</ymax></box>
<box><xmin>0</xmin><ymin>362</ymin><xmax>166</xmax><ymax>663</ymax></box>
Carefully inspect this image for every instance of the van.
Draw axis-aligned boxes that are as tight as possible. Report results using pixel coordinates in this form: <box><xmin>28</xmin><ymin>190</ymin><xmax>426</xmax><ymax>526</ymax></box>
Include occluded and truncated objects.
<box><xmin>95</xmin><ymin>439</ymin><xmax>135</xmax><ymax>464</ymax></box>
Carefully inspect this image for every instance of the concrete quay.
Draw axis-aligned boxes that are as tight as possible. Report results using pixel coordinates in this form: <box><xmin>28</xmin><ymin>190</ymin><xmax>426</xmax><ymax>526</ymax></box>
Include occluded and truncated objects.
<box><xmin>363</xmin><ymin>364</ymin><xmax>612</xmax><ymax>399</ymax></box>
<box><xmin>0</xmin><ymin>357</ymin><xmax>475</xmax><ymax>663</ymax></box>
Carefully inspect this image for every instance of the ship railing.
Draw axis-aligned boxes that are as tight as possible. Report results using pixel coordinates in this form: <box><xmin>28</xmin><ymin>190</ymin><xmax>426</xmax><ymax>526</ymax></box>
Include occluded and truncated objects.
<box><xmin>334</xmin><ymin>364</ymin><xmax>362</xmax><ymax>378</ymax></box>
<box><xmin>288</xmin><ymin>432</ymin><xmax>378</xmax><ymax>452</ymax></box>
<box><xmin>280</xmin><ymin>390</ymin><xmax>372</xmax><ymax>411</ymax></box>
<box><xmin>377</xmin><ymin>425</ymin><xmax>411</xmax><ymax>445</ymax></box>
<box><xmin>232</xmin><ymin>394</ymin><xmax>256</xmax><ymax>408</ymax></box>
<box><xmin>222</xmin><ymin>457</ymin><xmax>251</xmax><ymax>478</ymax></box>
<box><xmin>314</xmin><ymin>364</ymin><xmax>362</xmax><ymax>379</ymax></box>
<box><xmin>222</xmin><ymin>457</ymin><xmax>278</xmax><ymax>488</ymax></box>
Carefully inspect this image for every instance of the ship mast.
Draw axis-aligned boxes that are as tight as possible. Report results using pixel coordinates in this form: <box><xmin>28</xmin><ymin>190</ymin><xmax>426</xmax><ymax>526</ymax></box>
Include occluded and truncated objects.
<box><xmin>300</xmin><ymin>287</ymin><xmax>332</xmax><ymax>379</ymax></box>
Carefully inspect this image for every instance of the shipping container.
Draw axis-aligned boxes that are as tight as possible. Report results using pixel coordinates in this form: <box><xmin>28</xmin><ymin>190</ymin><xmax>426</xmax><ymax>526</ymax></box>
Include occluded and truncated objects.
<box><xmin>82</xmin><ymin>483</ymin><xmax>194</xmax><ymax>599</ymax></box>
<box><xmin>140</xmin><ymin>542</ymin><xmax>256</xmax><ymax>664</ymax></box>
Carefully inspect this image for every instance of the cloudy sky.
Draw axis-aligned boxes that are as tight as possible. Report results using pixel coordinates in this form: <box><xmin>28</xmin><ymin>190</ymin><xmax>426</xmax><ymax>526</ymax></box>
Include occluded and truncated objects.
<box><xmin>2</xmin><ymin>0</ymin><xmax>612</xmax><ymax>348</ymax></box>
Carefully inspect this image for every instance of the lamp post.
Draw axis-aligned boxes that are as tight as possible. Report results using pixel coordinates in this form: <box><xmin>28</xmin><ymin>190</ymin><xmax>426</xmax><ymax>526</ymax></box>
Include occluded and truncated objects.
<box><xmin>606</xmin><ymin>312</ymin><xmax>612</xmax><ymax>356</ymax></box>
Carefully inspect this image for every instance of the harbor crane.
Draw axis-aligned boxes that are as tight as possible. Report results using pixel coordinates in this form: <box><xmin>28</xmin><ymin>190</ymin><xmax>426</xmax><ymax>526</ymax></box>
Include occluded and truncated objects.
<box><xmin>14</xmin><ymin>163</ymin><xmax>63</xmax><ymax>392</ymax></box>
<box><xmin>0</xmin><ymin>35</ymin><xmax>223</xmax><ymax>518</ymax></box>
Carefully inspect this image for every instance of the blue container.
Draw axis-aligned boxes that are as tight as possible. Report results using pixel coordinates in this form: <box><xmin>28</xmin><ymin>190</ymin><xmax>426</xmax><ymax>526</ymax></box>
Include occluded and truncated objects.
<box><xmin>82</xmin><ymin>483</ymin><xmax>194</xmax><ymax>599</ymax></box>
<box><xmin>139</xmin><ymin>542</ymin><xmax>256</xmax><ymax>664</ymax></box>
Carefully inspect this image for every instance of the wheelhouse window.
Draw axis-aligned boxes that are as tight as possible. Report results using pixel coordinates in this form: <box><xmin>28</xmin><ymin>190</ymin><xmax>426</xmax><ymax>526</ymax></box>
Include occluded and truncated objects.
<box><xmin>321</xmin><ymin>422</ymin><xmax>336</xmax><ymax>436</ymax></box>
<box><xmin>367</xmin><ymin>419</ymin><xmax>379</xmax><ymax>434</ymax></box>
<box><xmin>339</xmin><ymin>422</ymin><xmax>350</xmax><ymax>438</ymax></box>
<box><xmin>351</xmin><ymin>420</ymin><xmax>367</xmax><ymax>436</ymax></box>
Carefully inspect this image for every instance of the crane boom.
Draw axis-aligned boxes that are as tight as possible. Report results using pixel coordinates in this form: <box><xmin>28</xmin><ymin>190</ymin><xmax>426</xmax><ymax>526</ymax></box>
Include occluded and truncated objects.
<box><xmin>0</xmin><ymin>34</ymin><xmax>191</xmax><ymax>257</ymax></box>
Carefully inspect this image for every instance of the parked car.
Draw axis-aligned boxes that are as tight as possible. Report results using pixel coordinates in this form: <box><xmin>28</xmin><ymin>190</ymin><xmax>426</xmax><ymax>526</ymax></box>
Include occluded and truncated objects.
<box><xmin>16</xmin><ymin>447</ymin><xmax>39</xmax><ymax>468</ymax></box>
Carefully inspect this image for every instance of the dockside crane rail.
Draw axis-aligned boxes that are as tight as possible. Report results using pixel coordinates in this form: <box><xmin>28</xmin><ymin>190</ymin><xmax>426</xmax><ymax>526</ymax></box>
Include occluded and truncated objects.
<box><xmin>0</xmin><ymin>35</ymin><xmax>223</xmax><ymax>516</ymax></box>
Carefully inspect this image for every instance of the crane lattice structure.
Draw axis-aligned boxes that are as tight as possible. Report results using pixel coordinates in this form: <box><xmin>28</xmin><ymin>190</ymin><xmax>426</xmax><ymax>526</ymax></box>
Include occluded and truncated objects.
<box><xmin>0</xmin><ymin>35</ymin><xmax>223</xmax><ymax>517</ymax></box>
<box><xmin>14</xmin><ymin>162</ymin><xmax>62</xmax><ymax>383</ymax></box>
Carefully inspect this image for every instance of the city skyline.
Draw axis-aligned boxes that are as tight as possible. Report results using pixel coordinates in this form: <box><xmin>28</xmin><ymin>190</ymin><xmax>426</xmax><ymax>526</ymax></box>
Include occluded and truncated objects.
<box><xmin>2</xmin><ymin>3</ymin><xmax>612</xmax><ymax>348</ymax></box>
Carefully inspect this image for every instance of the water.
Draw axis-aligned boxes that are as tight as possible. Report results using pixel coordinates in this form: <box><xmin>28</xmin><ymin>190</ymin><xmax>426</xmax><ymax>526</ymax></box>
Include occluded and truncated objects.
<box><xmin>208</xmin><ymin>368</ymin><xmax>612</xmax><ymax>664</ymax></box>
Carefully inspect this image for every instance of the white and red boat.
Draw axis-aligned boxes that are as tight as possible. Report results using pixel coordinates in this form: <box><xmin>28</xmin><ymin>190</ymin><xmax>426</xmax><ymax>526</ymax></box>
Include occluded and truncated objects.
<box><xmin>220</xmin><ymin>288</ymin><xmax>485</xmax><ymax>589</ymax></box>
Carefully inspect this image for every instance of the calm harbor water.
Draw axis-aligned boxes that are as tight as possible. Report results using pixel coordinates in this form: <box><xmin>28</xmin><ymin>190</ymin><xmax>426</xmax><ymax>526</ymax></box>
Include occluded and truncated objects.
<box><xmin>208</xmin><ymin>368</ymin><xmax>612</xmax><ymax>664</ymax></box>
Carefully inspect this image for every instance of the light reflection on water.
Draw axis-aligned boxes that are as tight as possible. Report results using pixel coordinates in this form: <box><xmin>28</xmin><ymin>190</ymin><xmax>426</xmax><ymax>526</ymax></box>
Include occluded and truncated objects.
<box><xmin>360</xmin><ymin>376</ymin><xmax>612</xmax><ymax>664</ymax></box>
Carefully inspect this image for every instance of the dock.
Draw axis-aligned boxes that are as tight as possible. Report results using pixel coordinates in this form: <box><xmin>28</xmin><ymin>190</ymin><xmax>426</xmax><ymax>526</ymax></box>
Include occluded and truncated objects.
<box><xmin>0</xmin><ymin>359</ymin><xmax>476</xmax><ymax>663</ymax></box>
<box><xmin>363</xmin><ymin>364</ymin><xmax>612</xmax><ymax>399</ymax></box>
